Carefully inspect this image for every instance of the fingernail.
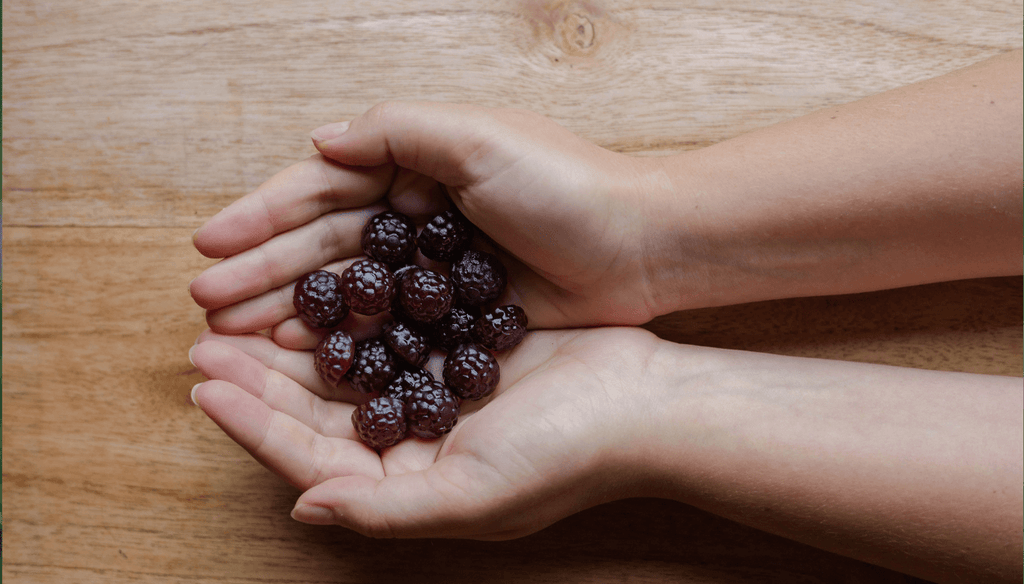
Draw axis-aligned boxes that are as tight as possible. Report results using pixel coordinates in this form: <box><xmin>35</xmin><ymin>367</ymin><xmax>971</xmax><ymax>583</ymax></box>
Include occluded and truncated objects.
<box><xmin>291</xmin><ymin>504</ymin><xmax>335</xmax><ymax>525</ymax></box>
<box><xmin>310</xmin><ymin>121</ymin><xmax>350</xmax><ymax>143</ymax></box>
<box><xmin>188</xmin><ymin>345</ymin><xmax>197</xmax><ymax>367</ymax></box>
<box><xmin>190</xmin><ymin>382</ymin><xmax>203</xmax><ymax>406</ymax></box>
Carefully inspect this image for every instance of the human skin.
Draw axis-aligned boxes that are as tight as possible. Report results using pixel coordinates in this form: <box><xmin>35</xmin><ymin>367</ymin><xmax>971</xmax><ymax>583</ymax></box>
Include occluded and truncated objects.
<box><xmin>190</xmin><ymin>328</ymin><xmax>1023</xmax><ymax>583</ymax></box>
<box><xmin>188</xmin><ymin>49</ymin><xmax>1024</xmax><ymax>581</ymax></box>
<box><xmin>190</xmin><ymin>50</ymin><xmax>1022</xmax><ymax>346</ymax></box>
<box><xmin>645</xmin><ymin>48</ymin><xmax>1023</xmax><ymax>311</ymax></box>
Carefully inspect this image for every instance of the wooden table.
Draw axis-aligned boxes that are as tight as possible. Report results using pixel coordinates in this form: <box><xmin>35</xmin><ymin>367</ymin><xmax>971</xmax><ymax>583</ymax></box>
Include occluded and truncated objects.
<box><xmin>4</xmin><ymin>1</ymin><xmax>1021</xmax><ymax>582</ymax></box>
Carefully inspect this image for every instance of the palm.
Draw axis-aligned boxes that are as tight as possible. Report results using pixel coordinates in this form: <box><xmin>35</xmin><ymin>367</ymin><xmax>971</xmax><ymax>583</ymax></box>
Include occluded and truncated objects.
<box><xmin>191</xmin><ymin>326</ymin><xmax>661</xmax><ymax>539</ymax></box>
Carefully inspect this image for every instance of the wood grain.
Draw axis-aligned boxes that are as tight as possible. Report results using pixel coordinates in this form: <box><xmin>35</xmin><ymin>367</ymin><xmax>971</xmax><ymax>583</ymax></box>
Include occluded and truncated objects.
<box><xmin>3</xmin><ymin>1</ymin><xmax>1021</xmax><ymax>582</ymax></box>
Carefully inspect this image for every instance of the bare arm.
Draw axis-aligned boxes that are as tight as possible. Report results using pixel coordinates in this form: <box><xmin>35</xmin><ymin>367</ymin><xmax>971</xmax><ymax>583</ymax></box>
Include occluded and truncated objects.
<box><xmin>641</xmin><ymin>49</ymin><xmax>1023</xmax><ymax>312</ymax></box>
<box><xmin>191</xmin><ymin>327</ymin><xmax>1023</xmax><ymax>582</ymax></box>
<box><xmin>191</xmin><ymin>52</ymin><xmax>1022</xmax><ymax>335</ymax></box>
<box><xmin>634</xmin><ymin>343</ymin><xmax>1023</xmax><ymax>583</ymax></box>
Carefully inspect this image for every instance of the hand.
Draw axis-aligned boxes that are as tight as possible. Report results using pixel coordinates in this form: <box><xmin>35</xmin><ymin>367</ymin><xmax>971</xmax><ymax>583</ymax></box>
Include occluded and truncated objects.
<box><xmin>189</xmin><ymin>102</ymin><xmax>676</xmax><ymax>347</ymax></box>
<box><xmin>188</xmin><ymin>326</ymin><xmax>665</xmax><ymax>539</ymax></box>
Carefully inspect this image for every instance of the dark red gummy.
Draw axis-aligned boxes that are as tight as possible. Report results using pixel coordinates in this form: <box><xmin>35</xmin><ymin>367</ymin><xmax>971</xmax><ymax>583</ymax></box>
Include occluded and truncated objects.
<box><xmin>432</xmin><ymin>306</ymin><xmax>479</xmax><ymax>351</ymax></box>
<box><xmin>382</xmin><ymin>320</ymin><xmax>432</xmax><ymax>368</ymax></box>
<box><xmin>388</xmin><ymin>264</ymin><xmax>417</xmax><ymax>318</ymax></box>
<box><xmin>451</xmin><ymin>250</ymin><xmax>507</xmax><ymax>306</ymax></box>
<box><xmin>345</xmin><ymin>337</ymin><xmax>398</xmax><ymax>394</ymax></box>
<box><xmin>398</xmin><ymin>267</ymin><xmax>454</xmax><ymax>323</ymax></box>
<box><xmin>417</xmin><ymin>209</ymin><xmax>474</xmax><ymax>262</ymax></box>
<box><xmin>443</xmin><ymin>343</ymin><xmax>500</xmax><ymax>401</ymax></box>
<box><xmin>341</xmin><ymin>259</ymin><xmax>396</xmax><ymax>315</ymax></box>
<box><xmin>382</xmin><ymin>368</ymin><xmax>434</xmax><ymax>404</ymax></box>
<box><xmin>293</xmin><ymin>270</ymin><xmax>349</xmax><ymax>328</ymax></box>
<box><xmin>405</xmin><ymin>380</ymin><xmax>460</xmax><ymax>439</ymax></box>
<box><xmin>352</xmin><ymin>396</ymin><xmax>407</xmax><ymax>449</ymax></box>
<box><xmin>313</xmin><ymin>330</ymin><xmax>356</xmax><ymax>387</ymax></box>
<box><xmin>361</xmin><ymin>211</ymin><xmax>418</xmax><ymax>265</ymax></box>
<box><xmin>472</xmin><ymin>305</ymin><xmax>528</xmax><ymax>351</ymax></box>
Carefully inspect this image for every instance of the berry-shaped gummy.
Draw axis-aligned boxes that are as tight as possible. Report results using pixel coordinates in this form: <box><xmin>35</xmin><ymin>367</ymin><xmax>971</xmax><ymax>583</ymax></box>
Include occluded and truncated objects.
<box><xmin>352</xmin><ymin>396</ymin><xmax>407</xmax><ymax>449</ymax></box>
<box><xmin>432</xmin><ymin>306</ymin><xmax>479</xmax><ymax>351</ymax></box>
<box><xmin>293</xmin><ymin>270</ymin><xmax>349</xmax><ymax>328</ymax></box>
<box><xmin>382</xmin><ymin>320</ymin><xmax>432</xmax><ymax>368</ymax></box>
<box><xmin>472</xmin><ymin>305</ymin><xmax>528</xmax><ymax>351</ymax></box>
<box><xmin>382</xmin><ymin>368</ymin><xmax>434</xmax><ymax>404</ymax></box>
<box><xmin>341</xmin><ymin>259</ymin><xmax>395</xmax><ymax>315</ymax></box>
<box><xmin>345</xmin><ymin>337</ymin><xmax>398</xmax><ymax>394</ymax></box>
<box><xmin>361</xmin><ymin>210</ymin><xmax>417</xmax><ymax>265</ymax></box>
<box><xmin>417</xmin><ymin>208</ymin><xmax>474</xmax><ymax>262</ymax></box>
<box><xmin>388</xmin><ymin>264</ymin><xmax>418</xmax><ymax>317</ymax></box>
<box><xmin>443</xmin><ymin>343</ymin><xmax>500</xmax><ymax>401</ymax></box>
<box><xmin>405</xmin><ymin>380</ymin><xmax>460</xmax><ymax>439</ymax></box>
<box><xmin>451</xmin><ymin>250</ymin><xmax>507</xmax><ymax>306</ymax></box>
<box><xmin>314</xmin><ymin>330</ymin><xmax>356</xmax><ymax>387</ymax></box>
<box><xmin>398</xmin><ymin>267</ymin><xmax>454</xmax><ymax>323</ymax></box>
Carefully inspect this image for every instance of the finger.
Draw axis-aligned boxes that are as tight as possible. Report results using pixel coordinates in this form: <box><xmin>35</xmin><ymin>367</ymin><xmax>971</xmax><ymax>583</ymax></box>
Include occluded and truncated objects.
<box><xmin>191</xmin><ymin>340</ymin><xmax>361</xmax><ymax>440</ymax></box>
<box><xmin>193</xmin><ymin>154</ymin><xmax>395</xmax><ymax>259</ymax></box>
<box><xmin>190</xmin><ymin>205</ymin><xmax>386</xmax><ymax>310</ymax></box>
<box><xmin>192</xmin><ymin>380</ymin><xmax>385</xmax><ymax>489</ymax></box>
<box><xmin>385</xmin><ymin>168</ymin><xmax>450</xmax><ymax>221</ymax></box>
<box><xmin>378</xmin><ymin>433</ymin><xmax>449</xmax><ymax>478</ymax></box>
<box><xmin>194</xmin><ymin>330</ymin><xmax>368</xmax><ymax>403</ymax></box>
<box><xmin>270</xmin><ymin>310</ymin><xmax>391</xmax><ymax>351</ymax></box>
<box><xmin>270</xmin><ymin>317</ymin><xmax>329</xmax><ymax>351</ymax></box>
<box><xmin>311</xmin><ymin>101</ymin><xmax>511</xmax><ymax>188</ymax></box>
<box><xmin>203</xmin><ymin>258</ymin><xmax>352</xmax><ymax>336</ymax></box>
<box><xmin>290</xmin><ymin>454</ymin><xmax>504</xmax><ymax>537</ymax></box>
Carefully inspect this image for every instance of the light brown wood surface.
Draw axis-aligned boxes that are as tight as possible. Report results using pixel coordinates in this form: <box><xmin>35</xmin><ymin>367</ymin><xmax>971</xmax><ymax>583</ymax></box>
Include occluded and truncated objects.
<box><xmin>3</xmin><ymin>1</ymin><xmax>1021</xmax><ymax>582</ymax></box>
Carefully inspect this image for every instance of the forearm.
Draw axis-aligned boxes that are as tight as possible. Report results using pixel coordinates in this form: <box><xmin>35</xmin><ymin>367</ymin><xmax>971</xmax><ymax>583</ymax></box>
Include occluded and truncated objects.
<box><xmin>639</xmin><ymin>49</ymin><xmax>1023</xmax><ymax>312</ymax></box>
<box><xmin>633</xmin><ymin>343</ymin><xmax>1023</xmax><ymax>582</ymax></box>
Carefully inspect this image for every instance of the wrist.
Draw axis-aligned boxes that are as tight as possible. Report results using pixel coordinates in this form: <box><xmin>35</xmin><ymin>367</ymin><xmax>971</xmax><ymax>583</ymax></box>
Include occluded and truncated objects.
<box><xmin>629</xmin><ymin>153</ymin><xmax>726</xmax><ymax>315</ymax></box>
<box><xmin>634</xmin><ymin>52</ymin><xmax>1024</xmax><ymax>312</ymax></box>
<box><xmin>638</xmin><ymin>145</ymin><xmax>881</xmax><ymax>312</ymax></box>
<box><xmin>587</xmin><ymin>330</ymin><xmax>710</xmax><ymax>499</ymax></box>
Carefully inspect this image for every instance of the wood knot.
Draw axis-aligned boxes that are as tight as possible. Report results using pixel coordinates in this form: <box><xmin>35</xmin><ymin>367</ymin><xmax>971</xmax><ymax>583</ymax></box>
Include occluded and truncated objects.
<box><xmin>560</xmin><ymin>12</ymin><xmax>596</xmax><ymax>53</ymax></box>
<box><xmin>520</xmin><ymin>0</ymin><xmax>612</xmax><ymax>58</ymax></box>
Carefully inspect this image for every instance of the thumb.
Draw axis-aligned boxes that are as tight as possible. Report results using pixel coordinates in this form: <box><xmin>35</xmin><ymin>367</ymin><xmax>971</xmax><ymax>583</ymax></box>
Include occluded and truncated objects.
<box><xmin>310</xmin><ymin>101</ymin><xmax>503</xmax><ymax>188</ymax></box>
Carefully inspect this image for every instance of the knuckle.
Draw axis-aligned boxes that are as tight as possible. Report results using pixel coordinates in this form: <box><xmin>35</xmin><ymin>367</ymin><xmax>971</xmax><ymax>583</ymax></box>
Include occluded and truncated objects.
<box><xmin>368</xmin><ymin>101</ymin><xmax>398</xmax><ymax>128</ymax></box>
<box><xmin>317</xmin><ymin>211</ymin><xmax>348</xmax><ymax>255</ymax></box>
<box><xmin>303</xmin><ymin>434</ymin><xmax>331</xmax><ymax>488</ymax></box>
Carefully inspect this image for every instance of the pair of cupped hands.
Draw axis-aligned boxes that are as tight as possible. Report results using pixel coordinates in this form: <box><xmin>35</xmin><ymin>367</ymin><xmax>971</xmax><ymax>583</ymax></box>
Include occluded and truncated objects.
<box><xmin>189</xmin><ymin>102</ymin><xmax>704</xmax><ymax>539</ymax></box>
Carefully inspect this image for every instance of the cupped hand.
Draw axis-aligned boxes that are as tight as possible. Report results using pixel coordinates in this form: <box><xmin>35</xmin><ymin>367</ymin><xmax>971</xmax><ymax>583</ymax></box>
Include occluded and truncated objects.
<box><xmin>189</xmin><ymin>326</ymin><xmax>665</xmax><ymax>539</ymax></box>
<box><xmin>190</xmin><ymin>102</ymin><xmax>674</xmax><ymax>344</ymax></box>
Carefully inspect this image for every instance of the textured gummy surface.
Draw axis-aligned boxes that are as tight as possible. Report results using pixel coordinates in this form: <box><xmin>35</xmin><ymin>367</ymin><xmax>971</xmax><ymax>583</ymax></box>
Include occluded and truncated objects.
<box><xmin>352</xmin><ymin>396</ymin><xmax>407</xmax><ymax>449</ymax></box>
<box><xmin>293</xmin><ymin>270</ymin><xmax>349</xmax><ymax>328</ymax></box>
<box><xmin>314</xmin><ymin>330</ymin><xmax>356</xmax><ymax>387</ymax></box>
<box><xmin>345</xmin><ymin>337</ymin><xmax>398</xmax><ymax>394</ymax></box>
<box><xmin>388</xmin><ymin>264</ymin><xmax>417</xmax><ymax>318</ymax></box>
<box><xmin>299</xmin><ymin>206</ymin><xmax>531</xmax><ymax>447</ymax></box>
<box><xmin>382</xmin><ymin>368</ymin><xmax>434</xmax><ymax>404</ymax></box>
<box><xmin>417</xmin><ymin>209</ymin><xmax>474</xmax><ymax>262</ymax></box>
<box><xmin>451</xmin><ymin>250</ymin><xmax>507</xmax><ymax>306</ymax></box>
<box><xmin>472</xmin><ymin>305</ymin><xmax>528</xmax><ymax>351</ymax></box>
<box><xmin>382</xmin><ymin>320</ymin><xmax>432</xmax><ymax>367</ymax></box>
<box><xmin>405</xmin><ymin>380</ymin><xmax>460</xmax><ymax>439</ymax></box>
<box><xmin>361</xmin><ymin>211</ymin><xmax>418</xmax><ymax>265</ymax></box>
<box><xmin>341</xmin><ymin>259</ymin><xmax>396</xmax><ymax>315</ymax></box>
<box><xmin>432</xmin><ymin>306</ymin><xmax>479</xmax><ymax>351</ymax></box>
<box><xmin>443</xmin><ymin>343</ymin><xmax>500</xmax><ymax>400</ymax></box>
<box><xmin>398</xmin><ymin>267</ymin><xmax>454</xmax><ymax>323</ymax></box>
